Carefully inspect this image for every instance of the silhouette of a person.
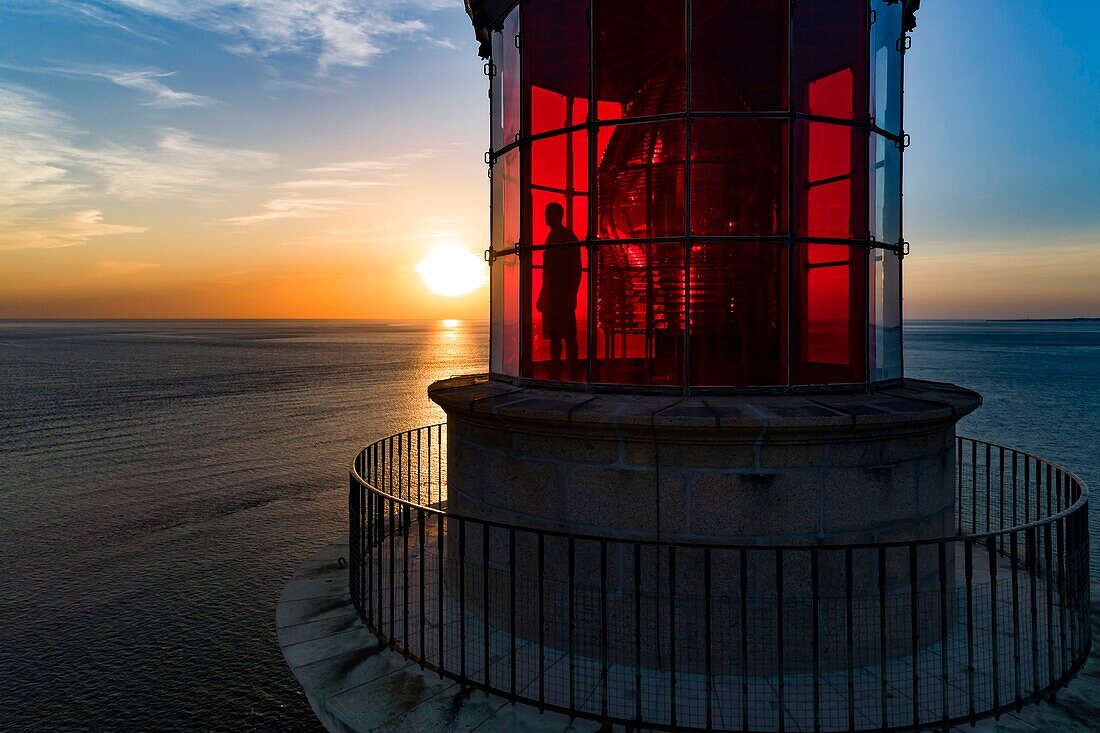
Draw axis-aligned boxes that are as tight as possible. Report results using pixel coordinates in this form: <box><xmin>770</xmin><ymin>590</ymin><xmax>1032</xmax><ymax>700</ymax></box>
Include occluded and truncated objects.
<box><xmin>536</xmin><ymin>203</ymin><xmax>582</xmax><ymax>378</ymax></box>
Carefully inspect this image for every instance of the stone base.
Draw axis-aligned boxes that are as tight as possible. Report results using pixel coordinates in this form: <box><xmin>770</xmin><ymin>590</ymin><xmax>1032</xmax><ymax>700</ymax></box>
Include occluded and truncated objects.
<box><xmin>429</xmin><ymin>377</ymin><xmax>981</xmax><ymax>673</ymax></box>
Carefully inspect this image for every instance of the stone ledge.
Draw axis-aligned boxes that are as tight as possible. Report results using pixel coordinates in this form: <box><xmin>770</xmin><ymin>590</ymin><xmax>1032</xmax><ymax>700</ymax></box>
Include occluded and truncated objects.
<box><xmin>277</xmin><ymin>537</ymin><xmax>597</xmax><ymax>733</ymax></box>
<box><xmin>429</xmin><ymin>376</ymin><xmax>981</xmax><ymax>432</ymax></box>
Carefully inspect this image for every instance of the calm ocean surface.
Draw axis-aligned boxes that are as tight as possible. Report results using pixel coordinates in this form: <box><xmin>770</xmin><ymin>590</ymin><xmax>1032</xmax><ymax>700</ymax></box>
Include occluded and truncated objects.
<box><xmin>0</xmin><ymin>319</ymin><xmax>1096</xmax><ymax>731</ymax></box>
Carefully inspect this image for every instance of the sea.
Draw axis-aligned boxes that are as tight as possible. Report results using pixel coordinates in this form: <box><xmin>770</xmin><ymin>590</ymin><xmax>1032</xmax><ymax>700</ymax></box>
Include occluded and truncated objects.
<box><xmin>0</xmin><ymin>319</ymin><xmax>1096</xmax><ymax>732</ymax></box>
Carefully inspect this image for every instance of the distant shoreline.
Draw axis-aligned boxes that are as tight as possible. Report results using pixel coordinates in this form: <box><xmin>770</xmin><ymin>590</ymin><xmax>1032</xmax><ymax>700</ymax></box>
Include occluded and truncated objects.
<box><xmin>983</xmin><ymin>317</ymin><xmax>1100</xmax><ymax>323</ymax></box>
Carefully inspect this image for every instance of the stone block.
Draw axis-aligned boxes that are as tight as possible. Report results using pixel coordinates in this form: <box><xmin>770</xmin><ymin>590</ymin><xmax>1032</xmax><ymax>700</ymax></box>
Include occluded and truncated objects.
<box><xmin>822</xmin><ymin>465</ymin><xmax>919</xmax><ymax>534</ymax></box>
<box><xmin>562</xmin><ymin>466</ymin><xmax>686</xmax><ymax>535</ymax></box>
<box><xmin>511</xmin><ymin>428</ymin><xmax>619</xmax><ymax>466</ymax></box>
<box><xmin>689</xmin><ymin>470</ymin><xmax>820</xmax><ymax>539</ymax></box>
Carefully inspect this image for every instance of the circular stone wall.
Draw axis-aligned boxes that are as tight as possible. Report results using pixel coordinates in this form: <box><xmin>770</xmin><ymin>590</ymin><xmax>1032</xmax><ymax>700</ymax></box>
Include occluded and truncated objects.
<box><xmin>429</xmin><ymin>377</ymin><xmax>981</xmax><ymax>673</ymax></box>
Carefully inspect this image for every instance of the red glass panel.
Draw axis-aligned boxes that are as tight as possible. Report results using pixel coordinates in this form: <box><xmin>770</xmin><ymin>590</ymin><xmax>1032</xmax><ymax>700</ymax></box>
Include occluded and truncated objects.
<box><xmin>526</xmin><ymin>0</ymin><xmax>588</xmax><ymax>132</ymax></box>
<box><xmin>792</xmin><ymin>0</ymin><xmax>868</xmax><ymax>120</ymax></box>
<box><xmin>690</xmin><ymin>119</ymin><xmax>788</xmax><ymax>236</ymax></box>
<box><xmin>597</xmin><ymin>122</ymin><xmax>685</xmax><ymax>239</ymax></box>
<box><xmin>692</xmin><ymin>0</ymin><xmax>788</xmax><ymax>112</ymax></box>
<box><xmin>528</xmin><ymin>245</ymin><xmax>588</xmax><ymax>381</ymax></box>
<box><xmin>689</xmin><ymin>242</ymin><xmax>788</xmax><ymax>386</ymax></box>
<box><xmin>794</xmin><ymin>243</ymin><xmax>866</xmax><ymax>383</ymax></box>
<box><xmin>501</xmin><ymin>8</ymin><xmax>521</xmax><ymax>144</ymax></box>
<box><xmin>593</xmin><ymin>243</ymin><xmax>685</xmax><ymax>385</ymax></box>
<box><xmin>529</xmin><ymin>131</ymin><xmax>589</xmax><ymax>245</ymax></box>
<box><xmin>594</xmin><ymin>0</ymin><xmax>686</xmax><ymax>118</ymax></box>
<box><xmin>795</xmin><ymin>121</ymin><xmax>869</xmax><ymax>239</ymax></box>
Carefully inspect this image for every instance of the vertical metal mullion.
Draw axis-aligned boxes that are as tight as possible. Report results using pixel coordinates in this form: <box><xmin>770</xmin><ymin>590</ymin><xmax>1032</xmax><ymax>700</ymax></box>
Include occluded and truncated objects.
<box><xmin>682</xmin><ymin>0</ymin><xmax>693</xmax><ymax>391</ymax></box>
<box><xmin>586</xmin><ymin>0</ymin><xmax>596</xmax><ymax>386</ymax></box>
<box><xmin>786</xmin><ymin>0</ymin><xmax>796</xmax><ymax>385</ymax></box>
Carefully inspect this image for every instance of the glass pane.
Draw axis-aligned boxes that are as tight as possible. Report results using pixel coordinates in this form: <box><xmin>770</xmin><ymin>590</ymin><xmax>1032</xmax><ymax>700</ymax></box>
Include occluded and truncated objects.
<box><xmin>491</xmin><ymin>249</ymin><xmax>504</xmax><ymax>373</ymax></box>
<box><xmin>491</xmin><ymin>252</ymin><xmax>521</xmax><ymax>376</ymax></box>
<box><xmin>689</xmin><ymin>242</ymin><xmax>788</xmax><ymax>386</ymax></box>
<box><xmin>692</xmin><ymin>0</ymin><xmax>788</xmax><ymax>112</ymax></box>
<box><xmin>597</xmin><ymin>122</ymin><xmax>685</xmax><ymax>239</ymax></box>
<box><xmin>528</xmin><ymin>245</ymin><xmax>588</xmax><ymax>381</ymax></box>
<box><xmin>502</xmin><ymin>253</ymin><xmax>521</xmax><ymax>376</ymax></box>
<box><xmin>690</xmin><ymin>119</ymin><xmax>788</xmax><ymax>236</ymax></box>
<box><xmin>500</xmin><ymin>7</ymin><xmax>521</xmax><ymax>146</ymax></box>
<box><xmin>594</xmin><ymin>0</ymin><xmax>686</xmax><ymax>118</ymax></box>
<box><xmin>492</xmin><ymin>149</ymin><xmax>520</xmax><ymax>251</ymax></box>
<box><xmin>529</xmin><ymin>130</ymin><xmax>589</xmax><ymax>245</ymax></box>
<box><xmin>794</xmin><ymin>121</ymin><xmax>869</xmax><ymax>239</ymax></box>
<box><xmin>792</xmin><ymin>0</ymin><xmax>869</xmax><ymax>120</ymax></box>
<box><xmin>593</xmin><ymin>243</ymin><xmax>685</xmax><ymax>385</ymax></box>
<box><xmin>527</xmin><ymin>0</ymin><xmax>589</xmax><ymax>136</ymax></box>
<box><xmin>870</xmin><ymin>247</ymin><xmax>901</xmax><ymax>380</ymax></box>
<box><xmin>794</xmin><ymin>243</ymin><xmax>867</xmax><ymax>383</ymax></box>
<box><xmin>870</xmin><ymin>133</ymin><xmax>901</xmax><ymax>244</ymax></box>
<box><xmin>871</xmin><ymin>0</ymin><xmax>903</xmax><ymax>134</ymax></box>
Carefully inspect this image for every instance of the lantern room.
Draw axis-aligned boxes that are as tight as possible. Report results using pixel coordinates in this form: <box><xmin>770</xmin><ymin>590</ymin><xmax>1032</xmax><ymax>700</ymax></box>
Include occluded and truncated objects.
<box><xmin>484</xmin><ymin>0</ymin><xmax>908</xmax><ymax>389</ymax></box>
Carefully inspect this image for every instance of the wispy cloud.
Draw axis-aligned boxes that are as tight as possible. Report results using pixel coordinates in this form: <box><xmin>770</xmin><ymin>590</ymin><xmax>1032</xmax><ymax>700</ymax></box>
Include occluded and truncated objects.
<box><xmin>105</xmin><ymin>70</ymin><xmax>213</xmax><ymax>107</ymax></box>
<box><xmin>0</xmin><ymin>82</ymin><xmax>276</xmax><ymax>248</ymax></box>
<box><xmin>103</xmin><ymin>0</ymin><xmax>454</xmax><ymax>71</ymax></box>
<box><xmin>226</xmin><ymin>149</ymin><xmax>435</xmax><ymax>226</ymax></box>
<box><xmin>223</xmin><ymin>196</ymin><xmax>355</xmax><ymax>226</ymax></box>
<box><xmin>94</xmin><ymin>260</ymin><xmax>163</xmax><ymax>276</ymax></box>
<box><xmin>0</xmin><ymin>210</ymin><xmax>146</xmax><ymax>251</ymax></box>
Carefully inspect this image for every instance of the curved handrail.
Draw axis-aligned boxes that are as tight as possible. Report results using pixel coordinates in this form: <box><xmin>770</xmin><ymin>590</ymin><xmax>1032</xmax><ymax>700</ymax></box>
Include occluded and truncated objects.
<box><xmin>347</xmin><ymin>425</ymin><xmax>1092</xmax><ymax>733</ymax></box>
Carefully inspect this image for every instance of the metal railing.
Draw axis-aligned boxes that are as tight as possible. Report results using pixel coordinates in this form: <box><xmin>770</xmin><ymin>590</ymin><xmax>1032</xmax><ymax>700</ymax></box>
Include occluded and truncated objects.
<box><xmin>348</xmin><ymin>425</ymin><xmax>1090</xmax><ymax>732</ymax></box>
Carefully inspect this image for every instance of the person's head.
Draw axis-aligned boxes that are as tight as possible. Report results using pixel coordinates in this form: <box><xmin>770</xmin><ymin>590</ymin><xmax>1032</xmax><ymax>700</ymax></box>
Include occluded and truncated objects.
<box><xmin>544</xmin><ymin>202</ymin><xmax>564</xmax><ymax>228</ymax></box>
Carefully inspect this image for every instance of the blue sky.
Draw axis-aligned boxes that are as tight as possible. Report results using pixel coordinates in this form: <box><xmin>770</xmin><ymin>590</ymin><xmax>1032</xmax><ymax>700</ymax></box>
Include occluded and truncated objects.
<box><xmin>0</xmin><ymin>0</ymin><xmax>1097</xmax><ymax>318</ymax></box>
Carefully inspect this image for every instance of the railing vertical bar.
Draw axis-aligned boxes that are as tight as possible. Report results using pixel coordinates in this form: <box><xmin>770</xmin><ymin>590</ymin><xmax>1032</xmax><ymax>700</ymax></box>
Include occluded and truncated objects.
<box><xmin>846</xmin><ymin>547</ymin><xmax>855</xmax><ymax>731</ymax></box>
<box><xmin>538</xmin><ymin>531</ymin><xmax>546</xmax><ymax>710</ymax></box>
<box><xmin>600</xmin><ymin>539</ymin><xmax>609</xmax><ymax>719</ymax></box>
<box><xmin>568</xmin><ymin>535</ymin><xmax>576</xmax><ymax>716</ymax></box>
<box><xmin>777</xmin><ymin>548</ymin><xmax>785</xmax><ymax>733</ymax></box>
<box><xmin>483</xmin><ymin>523</ymin><xmax>491</xmax><ymax>691</ymax></box>
<box><xmin>965</xmin><ymin>538</ymin><xmax>975</xmax><ymax>723</ymax></box>
<box><xmin>437</xmin><ymin>513</ymin><xmax>444</xmax><ymax>673</ymax></box>
<box><xmin>458</xmin><ymin>517</ymin><xmax>467</xmax><ymax>686</ymax></box>
<box><xmin>811</xmin><ymin>550</ymin><xmax>821</xmax><ymax>733</ymax></box>
<box><xmin>704</xmin><ymin>546</ymin><xmax>713</xmax><ymax>732</ymax></box>
<box><xmin>957</xmin><ymin>437</ymin><xmax>964</xmax><ymax>533</ymax></box>
<box><xmin>635</xmin><ymin>542</ymin><xmax>643</xmax><ymax>726</ymax></box>
<box><xmin>909</xmin><ymin>543</ymin><xmax>920</xmax><ymax>729</ymax></box>
<box><xmin>509</xmin><ymin>526</ymin><xmax>517</xmax><ymax>701</ymax></box>
<box><xmin>938</xmin><ymin>540</ymin><xmax>949</xmax><ymax>726</ymax></box>
<box><xmin>1028</xmin><ymin>527</ymin><xmax>1040</xmax><ymax>695</ymax></box>
<box><xmin>1044</xmin><ymin>521</ymin><xmax>1055</xmax><ymax>687</ymax></box>
<box><xmin>419</xmin><ymin>507</ymin><xmax>426</xmax><ymax>667</ymax></box>
<box><xmin>989</xmin><ymin>532</ymin><xmax>1000</xmax><ymax>713</ymax></box>
<box><xmin>1010</xmin><ymin>529</ymin><xmax>1022</xmax><ymax>709</ymax></box>
<box><xmin>741</xmin><ymin>547</ymin><xmax>749</xmax><ymax>733</ymax></box>
<box><xmin>985</xmin><ymin>442</ymin><xmax>991</xmax><ymax>532</ymax></box>
<box><xmin>390</xmin><ymin>496</ymin><xmax>397</xmax><ymax>646</ymax></box>
<box><xmin>878</xmin><ymin>545</ymin><xmax>888</xmax><ymax>732</ymax></box>
<box><xmin>669</xmin><ymin>545</ymin><xmax>677</xmax><ymax>731</ymax></box>
<box><xmin>403</xmin><ymin>485</ymin><xmax>410</xmax><ymax>654</ymax></box>
<box><xmin>971</xmin><ymin>439</ymin><xmax>978</xmax><ymax>534</ymax></box>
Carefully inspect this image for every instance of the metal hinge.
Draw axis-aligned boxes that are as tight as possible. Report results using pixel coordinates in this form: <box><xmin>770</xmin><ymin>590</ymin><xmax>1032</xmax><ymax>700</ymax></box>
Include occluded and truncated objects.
<box><xmin>897</xmin><ymin>34</ymin><xmax>913</xmax><ymax>53</ymax></box>
<box><xmin>483</xmin><ymin>61</ymin><xmax>496</xmax><ymax>78</ymax></box>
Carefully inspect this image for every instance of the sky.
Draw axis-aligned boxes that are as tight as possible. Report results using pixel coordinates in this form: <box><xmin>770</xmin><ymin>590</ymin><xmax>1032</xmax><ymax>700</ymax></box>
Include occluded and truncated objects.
<box><xmin>0</xmin><ymin>0</ymin><xmax>1097</xmax><ymax>320</ymax></box>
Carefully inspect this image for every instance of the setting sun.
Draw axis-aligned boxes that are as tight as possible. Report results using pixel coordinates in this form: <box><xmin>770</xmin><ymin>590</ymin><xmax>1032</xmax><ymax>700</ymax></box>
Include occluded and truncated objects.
<box><xmin>415</xmin><ymin>243</ymin><xmax>487</xmax><ymax>297</ymax></box>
